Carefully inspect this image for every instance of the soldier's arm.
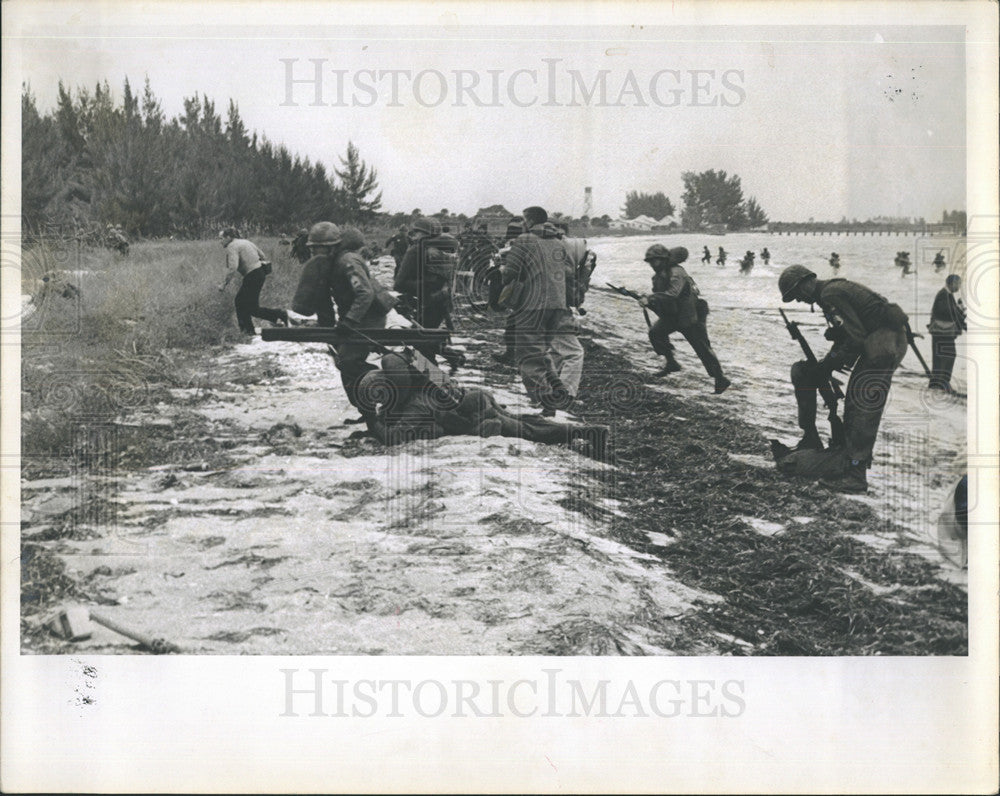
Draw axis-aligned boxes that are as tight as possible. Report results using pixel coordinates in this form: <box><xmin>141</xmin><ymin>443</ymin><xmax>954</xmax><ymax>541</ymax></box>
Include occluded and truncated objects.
<box><xmin>393</xmin><ymin>248</ymin><xmax>420</xmax><ymax>295</ymax></box>
<box><xmin>220</xmin><ymin>245</ymin><xmax>240</xmax><ymax>289</ymax></box>
<box><xmin>500</xmin><ymin>238</ymin><xmax>529</xmax><ymax>284</ymax></box>
<box><xmin>343</xmin><ymin>256</ymin><xmax>376</xmax><ymax>324</ymax></box>
<box><xmin>291</xmin><ymin>258</ymin><xmax>337</xmax><ymax>325</ymax></box>
<box><xmin>820</xmin><ymin>283</ymin><xmax>867</xmax><ymax>348</ymax></box>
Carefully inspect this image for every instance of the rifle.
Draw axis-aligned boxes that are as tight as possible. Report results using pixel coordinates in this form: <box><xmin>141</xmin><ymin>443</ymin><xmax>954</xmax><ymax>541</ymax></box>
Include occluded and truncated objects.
<box><xmin>261</xmin><ymin>326</ymin><xmax>452</xmax><ymax>347</ymax></box>
<box><xmin>903</xmin><ymin>321</ymin><xmax>932</xmax><ymax>378</ymax></box>
<box><xmin>779</xmin><ymin>308</ymin><xmax>846</xmax><ymax>447</ymax></box>
<box><xmin>605</xmin><ymin>282</ymin><xmax>653</xmax><ymax>329</ymax></box>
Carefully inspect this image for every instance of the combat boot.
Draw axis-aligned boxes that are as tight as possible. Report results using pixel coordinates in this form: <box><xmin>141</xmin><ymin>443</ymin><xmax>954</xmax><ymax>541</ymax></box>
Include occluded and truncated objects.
<box><xmin>795</xmin><ymin>427</ymin><xmax>823</xmax><ymax>451</ymax></box>
<box><xmin>656</xmin><ymin>355</ymin><xmax>681</xmax><ymax>376</ymax></box>
<box><xmin>819</xmin><ymin>459</ymin><xmax>868</xmax><ymax>494</ymax></box>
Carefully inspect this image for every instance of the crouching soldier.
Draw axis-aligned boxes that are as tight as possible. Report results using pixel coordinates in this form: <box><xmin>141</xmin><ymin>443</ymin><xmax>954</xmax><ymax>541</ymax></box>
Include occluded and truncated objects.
<box><xmin>779</xmin><ymin>265</ymin><xmax>909</xmax><ymax>493</ymax></box>
<box><xmin>642</xmin><ymin>245</ymin><xmax>731</xmax><ymax>394</ymax></box>
<box><xmin>290</xmin><ymin>222</ymin><xmax>397</xmax><ymax>412</ymax></box>
<box><xmin>357</xmin><ymin>353</ymin><xmax>610</xmax><ymax>461</ymax></box>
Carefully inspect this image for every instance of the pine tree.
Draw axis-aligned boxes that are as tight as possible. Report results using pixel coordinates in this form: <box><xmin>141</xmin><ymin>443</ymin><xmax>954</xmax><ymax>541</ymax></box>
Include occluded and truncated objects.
<box><xmin>335</xmin><ymin>141</ymin><xmax>382</xmax><ymax>221</ymax></box>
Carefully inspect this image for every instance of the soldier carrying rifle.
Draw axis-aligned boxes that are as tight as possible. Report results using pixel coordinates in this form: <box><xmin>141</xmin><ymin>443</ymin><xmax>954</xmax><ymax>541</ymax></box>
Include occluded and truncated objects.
<box><xmin>778</xmin><ymin>306</ymin><xmax>846</xmax><ymax>453</ymax></box>
<box><xmin>607</xmin><ymin>245</ymin><xmax>730</xmax><ymax>394</ymax></box>
<box><xmin>778</xmin><ymin>265</ymin><xmax>909</xmax><ymax>494</ymax></box>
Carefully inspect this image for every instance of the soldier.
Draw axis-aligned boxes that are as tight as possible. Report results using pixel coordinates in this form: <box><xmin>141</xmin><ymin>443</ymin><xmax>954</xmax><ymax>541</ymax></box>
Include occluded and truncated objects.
<box><xmin>829</xmin><ymin>252</ymin><xmax>840</xmax><ymax>271</ymax></box>
<box><xmin>107</xmin><ymin>224</ymin><xmax>129</xmax><ymax>255</ymax></box>
<box><xmin>386</xmin><ymin>225</ymin><xmax>408</xmax><ymax>274</ymax></box>
<box><xmin>290</xmin><ymin>222</ymin><xmax>397</xmax><ymax>411</ymax></box>
<box><xmin>716</xmin><ymin>246</ymin><xmax>727</xmax><ymax>266</ymax></box>
<box><xmin>491</xmin><ymin>219</ymin><xmax>525</xmax><ymax>365</ymax></box>
<box><xmin>218</xmin><ymin>227</ymin><xmax>286</xmax><ymax>336</ymax></box>
<box><xmin>779</xmin><ymin>265</ymin><xmax>909</xmax><ymax>493</ymax></box>
<box><xmin>739</xmin><ymin>250</ymin><xmax>755</xmax><ymax>274</ymax></box>
<box><xmin>499</xmin><ymin>206</ymin><xmax>577</xmax><ymax>412</ymax></box>
<box><xmin>701</xmin><ymin>246</ymin><xmax>712</xmax><ymax>265</ymax></box>
<box><xmin>933</xmin><ymin>250</ymin><xmax>947</xmax><ymax>273</ymax></box>
<box><xmin>358</xmin><ymin>352</ymin><xmax>610</xmax><ymax>460</ymax></box>
<box><xmin>927</xmin><ymin>274</ymin><xmax>967</xmax><ymax>392</ymax></box>
<box><xmin>642</xmin><ymin>244</ymin><xmax>731</xmax><ymax>394</ymax></box>
<box><xmin>760</xmin><ymin>247</ymin><xmax>771</xmax><ymax>266</ymax></box>
<box><xmin>290</xmin><ymin>228</ymin><xmax>311</xmax><ymax>264</ymax></box>
<box><xmin>393</xmin><ymin>216</ymin><xmax>455</xmax><ymax>360</ymax></box>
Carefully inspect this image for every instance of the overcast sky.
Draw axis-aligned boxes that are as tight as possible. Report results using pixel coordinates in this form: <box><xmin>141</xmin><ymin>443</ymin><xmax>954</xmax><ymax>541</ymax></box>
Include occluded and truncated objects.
<box><xmin>9</xmin><ymin>6</ymin><xmax>969</xmax><ymax>222</ymax></box>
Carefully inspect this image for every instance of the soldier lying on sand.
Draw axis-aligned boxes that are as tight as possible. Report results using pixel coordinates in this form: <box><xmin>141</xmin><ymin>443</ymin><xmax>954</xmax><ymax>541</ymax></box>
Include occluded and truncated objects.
<box><xmin>356</xmin><ymin>352</ymin><xmax>611</xmax><ymax>462</ymax></box>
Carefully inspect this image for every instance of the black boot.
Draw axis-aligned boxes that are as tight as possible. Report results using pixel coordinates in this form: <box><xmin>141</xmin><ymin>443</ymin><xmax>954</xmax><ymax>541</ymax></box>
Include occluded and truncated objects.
<box><xmin>656</xmin><ymin>355</ymin><xmax>682</xmax><ymax>375</ymax></box>
<box><xmin>713</xmin><ymin>376</ymin><xmax>732</xmax><ymax>394</ymax></box>
<box><xmin>819</xmin><ymin>458</ymin><xmax>869</xmax><ymax>494</ymax></box>
<box><xmin>794</xmin><ymin>427</ymin><xmax>823</xmax><ymax>451</ymax></box>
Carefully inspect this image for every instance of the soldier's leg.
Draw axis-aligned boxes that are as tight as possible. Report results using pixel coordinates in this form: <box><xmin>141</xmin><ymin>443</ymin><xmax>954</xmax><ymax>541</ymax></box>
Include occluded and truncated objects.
<box><xmin>513</xmin><ymin>309</ymin><xmax>557</xmax><ymax>405</ymax></box>
<box><xmin>247</xmin><ymin>271</ymin><xmax>287</xmax><ymax>326</ymax></box>
<box><xmin>415</xmin><ymin>300</ymin><xmax>449</xmax><ymax>360</ymax></box>
<box><xmin>504</xmin><ymin>313</ymin><xmax>517</xmax><ymax>357</ymax></box>
<box><xmin>648</xmin><ymin>318</ymin><xmax>680</xmax><ymax>372</ymax></box>
<box><xmin>940</xmin><ymin>336</ymin><xmax>957</xmax><ymax>388</ymax></box>
<box><xmin>842</xmin><ymin>328</ymin><xmax>907</xmax><ymax>464</ymax></box>
<box><xmin>234</xmin><ymin>275</ymin><xmax>255</xmax><ymax>333</ymax></box>
<box><xmin>549</xmin><ymin>309</ymin><xmax>584</xmax><ymax>398</ymax></box>
<box><xmin>335</xmin><ymin>314</ymin><xmax>386</xmax><ymax>409</ymax></box>
<box><xmin>680</xmin><ymin>323</ymin><xmax>725</xmax><ymax>381</ymax></box>
<box><xmin>790</xmin><ymin>360</ymin><xmax>823</xmax><ymax>450</ymax></box>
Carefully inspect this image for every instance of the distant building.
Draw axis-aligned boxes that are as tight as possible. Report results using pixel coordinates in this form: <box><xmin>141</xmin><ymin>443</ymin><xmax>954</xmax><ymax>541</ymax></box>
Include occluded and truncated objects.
<box><xmin>610</xmin><ymin>215</ymin><xmax>657</xmax><ymax>231</ymax></box>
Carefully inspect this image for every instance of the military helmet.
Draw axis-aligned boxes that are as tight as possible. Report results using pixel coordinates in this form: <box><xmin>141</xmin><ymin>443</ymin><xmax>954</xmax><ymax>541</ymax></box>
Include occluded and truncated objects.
<box><xmin>306</xmin><ymin>221</ymin><xmax>342</xmax><ymax>247</ymax></box>
<box><xmin>410</xmin><ymin>217</ymin><xmax>442</xmax><ymax>237</ymax></box>
<box><xmin>644</xmin><ymin>243</ymin><xmax>671</xmax><ymax>262</ymax></box>
<box><xmin>339</xmin><ymin>227</ymin><xmax>365</xmax><ymax>252</ymax></box>
<box><xmin>779</xmin><ymin>265</ymin><xmax>817</xmax><ymax>302</ymax></box>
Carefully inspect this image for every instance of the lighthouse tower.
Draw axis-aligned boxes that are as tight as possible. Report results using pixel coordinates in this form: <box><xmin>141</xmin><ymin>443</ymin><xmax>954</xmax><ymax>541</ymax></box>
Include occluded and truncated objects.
<box><xmin>583</xmin><ymin>186</ymin><xmax>593</xmax><ymax>218</ymax></box>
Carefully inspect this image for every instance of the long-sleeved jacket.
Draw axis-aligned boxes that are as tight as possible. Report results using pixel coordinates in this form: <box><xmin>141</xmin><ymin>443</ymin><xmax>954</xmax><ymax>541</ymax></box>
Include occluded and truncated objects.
<box><xmin>292</xmin><ymin>250</ymin><xmax>395</xmax><ymax>326</ymax></box>
<box><xmin>225</xmin><ymin>238</ymin><xmax>266</xmax><ymax>275</ymax></box>
<box><xmin>929</xmin><ymin>288</ymin><xmax>967</xmax><ymax>336</ymax></box>
<box><xmin>394</xmin><ymin>243</ymin><xmax>451</xmax><ymax>297</ymax></box>
<box><xmin>499</xmin><ymin>224</ymin><xmax>567</xmax><ymax>312</ymax></box>
<box><xmin>815</xmin><ymin>278</ymin><xmax>907</xmax><ymax>350</ymax></box>
<box><xmin>649</xmin><ymin>264</ymin><xmax>700</xmax><ymax>327</ymax></box>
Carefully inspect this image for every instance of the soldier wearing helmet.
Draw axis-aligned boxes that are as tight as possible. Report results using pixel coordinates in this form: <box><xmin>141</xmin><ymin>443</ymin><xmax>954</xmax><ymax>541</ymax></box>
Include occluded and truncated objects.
<box><xmin>641</xmin><ymin>244</ymin><xmax>731</xmax><ymax>394</ymax></box>
<box><xmin>778</xmin><ymin>264</ymin><xmax>909</xmax><ymax>493</ymax></box>
<box><xmin>498</xmin><ymin>205</ymin><xmax>580</xmax><ymax>412</ymax></box>
<box><xmin>218</xmin><ymin>227</ymin><xmax>287</xmax><ymax>335</ymax></box>
<box><xmin>490</xmin><ymin>218</ymin><xmax>527</xmax><ymax>365</ymax></box>
<box><xmin>289</xmin><ymin>222</ymin><xmax>397</xmax><ymax>412</ymax></box>
<box><xmin>393</xmin><ymin>216</ymin><xmax>456</xmax><ymax>360</ymax></box>
<box><xmin>357</xmin><ymin>353</ymin><xmax>609</xmax><ymax>460</ymax></box>
<box><xmin>386</xmin><ymin>225</ymin><xmax>409</xmax><ymax>273</ymax></box>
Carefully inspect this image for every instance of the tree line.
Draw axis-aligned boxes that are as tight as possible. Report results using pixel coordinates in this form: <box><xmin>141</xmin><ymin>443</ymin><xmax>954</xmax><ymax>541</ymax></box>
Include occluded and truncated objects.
<box><xmin>621</xmin><ymin>170</ymin><xmax>768</xmax><ymax>230</ymax></box>
<box><xmin>21</xmin><ymin>79</ymin><xmax>383</xmax><ymax>240</ymax></box>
